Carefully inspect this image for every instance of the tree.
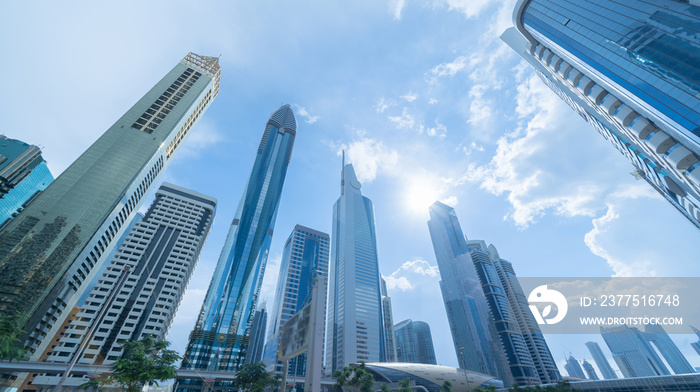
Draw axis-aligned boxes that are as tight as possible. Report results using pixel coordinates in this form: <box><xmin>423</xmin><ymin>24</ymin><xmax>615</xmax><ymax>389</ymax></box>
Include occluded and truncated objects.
<box><xmin>333</xmin><ymin>362</ymin><xmax>374</xmax><ymax>392</ymax></box>
<box><xmin>0</xmin><ymin>312</ymin><xmax>27</xmax><ymax>362</ymax></box>
<box><xmin>234</xmin><ymin>362</ymin><xmax>280</xmax><ymax>392</ymax></box>
<box><xmin>110</xmin><ymin>334</ymin><xmax>181</xmax><ymax>392</ymax></box>
<box><xmin>442</xmin><ymin>380</ymin><xmax>452</xmax><ymax>392</ymax></box>
<box><xmin>398</xmin><ymin>378</ymin><xmax>413</xmax><ymax>392</ymax></box>
<box><xmin>380</xmin><ymin>384</ymin><xmax>392</xmax><ymax>392</ymax></box>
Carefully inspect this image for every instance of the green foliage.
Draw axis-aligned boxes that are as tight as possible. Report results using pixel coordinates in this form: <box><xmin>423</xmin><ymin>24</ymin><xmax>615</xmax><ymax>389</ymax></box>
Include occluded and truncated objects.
<box><xmin>0</xmin><ymin>312</ymin><xmax>27</xmax><ymax>362</ymax></box>
<box><xmin>234</xmin><ymin>362</ymin><xmax>280</xmax><ymax>392</ymax></box>
<box><xmin>380</xmin><ymin>383</ymin><xmax>392</xmax><ymax>392</ymax></box>
<box><xmin>504</xmin><ymin>381</ymin><xmax>574</xmax><ymax>392</ymax></box>
<box><xmin>110</xmin><ymin>334</ymin><xmax>181</xmax><ymax>392</ymax></box>
<box><xmin>332</xmin><ymin>362</ymin><xmax>374</xmax><ymax>392</ymax></box>
<box><xmin>442</xmin><ymin>380</ymin><xmax>452</xmax><ymax>392</ymax></box>
<box><xmin>398</xmin><ymin>378</ymin><xmax>413</xmax><ymax>392</ymax></box>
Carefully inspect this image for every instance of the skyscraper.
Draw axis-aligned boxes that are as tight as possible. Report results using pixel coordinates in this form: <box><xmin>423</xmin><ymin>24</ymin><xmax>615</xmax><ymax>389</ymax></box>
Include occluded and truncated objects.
<box><xmin>326</xmin><ymin>157</ymin><xmax>386</xmax><ymax>373</ymax></box>
<box><xmin>394</xmin><ymin>319</ymin><xmax>437</xmax><ymax>365</ymax></box>
<box><xmin>32</xmin><ymin>183</ymin><xmax>216</xmax><ymax>390</ymax></box>
<box><xmin>582</xmin><ymin>360</ymin><xmax>599</xmax><ymax>381</ymax></box>
<box><xmin>691</xmin><ymin>326</ymin><xmax>700</xmax><ymax>359</ymax></box>
<box><xmin>491</xmin><ymin>253</ymin><xmax>561</xmax><ymax>384</ymax></box>
<box><xmin>381</xmin><ymin>277</ymin><xmax>398</xmax><ymax>362</ymax></box>
<box><xmin>585</xmin><ymin>341</ymin><xmax>618</xmax><ymax>380</ymax></box>
<box><xmin>503</xmin><ymin>0</ymin><xmax>700</xmax><ymax>229</ymax></box>
<box><xmin>181</xmin><ymin>105</ymin><xmax>297</xmax><ymax>376</ymax></box>
<box><xmin>427</xmin><ymin>201</ymin><xmax>510</xmax><ymax>384</ymax></box>
<box><xmin>267</xmin><ymin>225</ymin><xmax>330</xmax><ymax>376</ymax></box>
<box><xmin>564</xmin><ymin>356</ymin><xmax>586</xmax><ymax>379</ymax></box>
<box><xmin>245</xmin><ymin>304</ymin><xmax>268</xmax><ymax>365</ymax></box>
<box><xmin>645</xmin><ymin>324</ymin><xmax>694</xmax><ymax>374</ymax></box>
<box><xmin>601</xmin><ymin>325</ymin><xmax>670</xmax><ymax>378</ymax></box>
<box><xmin>0</xmin><ymin>135</ymin><xmax>53</xmax><ymax>228</ymax></box>
<box><xmin>0</xmin><ymin>53</ymin><xmax>220</xmax><ymax>360</ymax></box>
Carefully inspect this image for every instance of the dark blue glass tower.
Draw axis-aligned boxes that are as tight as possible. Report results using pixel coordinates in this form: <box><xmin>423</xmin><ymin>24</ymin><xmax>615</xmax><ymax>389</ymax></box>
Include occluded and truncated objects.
<box><xmin>181</xmin><ymin>105</ymin><xmax>297</xmax><ymax>376</ymax></box>
<box><xmin>505</xmin><ymin>0</ymin><xmax>700</xmax><ymax>228</ymax></box>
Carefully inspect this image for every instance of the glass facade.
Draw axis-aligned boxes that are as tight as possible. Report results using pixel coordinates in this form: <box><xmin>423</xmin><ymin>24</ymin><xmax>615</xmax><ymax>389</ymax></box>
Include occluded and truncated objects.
<box><xmin>266</xmin><ymin>224</ymin><xmax>329</xmax><ymax>377</ymax></box>
<box><xmin>180</xmin><ymin>105</ymin><xmax>297</xmax><ymax>379</ymax></box>
<box><xmin>644</xmin><ymin>324</ymin><xmax>694</xmax><ymax>375</ymax></box>
<box><xmin>0</xmin><ymin>135</ymin><xmax>54</xmax><ymax>228</ymax></box>
<box><xmin>505</xmin><ymin>0</ymin><xmax>700</xmax><ymax>229</ymax></box>
<box><xmin>394</xmin><ymin>319</ymin><xmax>437</xmax><ymax>365</ymax></box>
<box><xmin>0</xmin><ymin>53</ymin><xmax>220</xmax><ymax>360</ymax></box>
<box><xmin>427</xmin><ymin>202</ymin><xmax>511</xmax><ymax>385</ymax></box>
<box><xmin>601</xmin><ymin>325</ymin><xmax>670</xmax><ymax>378</ymax></box>
<box><xmin>565</xmin><ymin>356</ymin><xmax>587</xmax><ymax>379</ymax></box>
<box><xmin>586</xmin><ymin>341</ymin><xmax>618</xmax><ymax>380</ymax></box>
<box><xmin>326</xmin><ymin>161</ymin><xmax>386</xmax><ymax>373</ymax></box>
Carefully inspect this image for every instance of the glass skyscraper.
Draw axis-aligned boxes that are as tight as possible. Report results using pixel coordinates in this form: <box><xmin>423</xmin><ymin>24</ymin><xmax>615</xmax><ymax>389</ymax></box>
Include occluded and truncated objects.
<box><xmin>504</xmin><ymin>0</ymin><xmax>700</xmax><ymax>229</ymax></box>
<box><xmin>326</xmin><ymin>158</ymin><xmax>386</xmax><ymax>373</ymax></box>
<box><xmin>0</xmin><ymin>135</ymin><xmax>54</xmax><ymax>228</ymax></box>
<box><xmin>180</xmin><ymin>105</ymin><xmax>297</xmax><ymax>377</ymax></box>
<box><xmin>601</xmin><ymin>325</ymin><xmax>670</xmax><ymax>378</ymax></box>
<box><xmin>428</xmin><ymin>201</ymin><xmax>561</xmax><ymax>386</ymax></box>
<box><xmin>427</xmin><ymin>201</ymin><xmax>510</xmax><ymax>385</ymax></box>
<box><xmin>644</xmin><ymin>324</ymin><xmax>694</xmax><ymax>375</ymax></box>
<box><xmin>0</xmin><ymin>53</ymin><xmax>220</xmax><ymax>362</ymax></box>
<box><xmin>266</xmin><ymin>224</ymin><xmax>330</xmax><ymax>377</ymax></box>
<box><xmin>582</xmin><ymin>360</ymin><xmax>599</xmax><ymax>380</ymax></box>
<box><xmin>585</xmin><ymin>341</ymin><xmax>618</xmax><ymax>380</ymax></box>
<box><xmin>381</xmin><ymin>277</ymin><xmax>398</xmax><ymax>362</ymax></box>
<box><xmin>393</xmin><ymin>319</ymin><xmax>437</xmax><ymax>365</ymax></box>
<box><xmin>564</xmin><ymin>356</ymin><xmax>586</xmax><ymax>379</ymax></box>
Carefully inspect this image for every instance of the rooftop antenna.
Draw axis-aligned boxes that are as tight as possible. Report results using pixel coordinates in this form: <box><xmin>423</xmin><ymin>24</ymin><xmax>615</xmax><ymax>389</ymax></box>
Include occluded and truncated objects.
<box><xmin>341</xmin><ymin>149</ymin><xmax>345</xmax><ymax>195</ymax></box>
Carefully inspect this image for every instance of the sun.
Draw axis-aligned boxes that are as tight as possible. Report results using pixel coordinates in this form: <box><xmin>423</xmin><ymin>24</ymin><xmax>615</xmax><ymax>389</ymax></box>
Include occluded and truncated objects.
<box><xmin>404</xmin><ymin>177</ymin><xmax>441</xmax><ymax>215</ymax></box>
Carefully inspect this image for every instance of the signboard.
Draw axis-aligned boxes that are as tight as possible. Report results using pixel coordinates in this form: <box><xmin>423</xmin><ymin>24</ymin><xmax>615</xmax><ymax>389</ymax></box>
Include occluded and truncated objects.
<box><xmin>278</xmin><ymin>302</ymin><xmax>311</xmax><ymax>361</ymax></box>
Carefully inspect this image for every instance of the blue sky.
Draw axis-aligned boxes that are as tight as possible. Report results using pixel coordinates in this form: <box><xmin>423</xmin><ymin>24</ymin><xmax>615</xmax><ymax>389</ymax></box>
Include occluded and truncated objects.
<box><xmin>2</xmin><ymin>0</ymin><xmax>700</xmax><ymax>378</ymax></box>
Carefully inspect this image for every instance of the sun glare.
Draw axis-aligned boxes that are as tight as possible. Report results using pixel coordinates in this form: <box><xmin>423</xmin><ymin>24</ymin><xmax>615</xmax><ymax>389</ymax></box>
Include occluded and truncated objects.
<box><xmin>405</xmin><ymin>178</ymin><xmax>441</xmax><ymax>215</ymax></box>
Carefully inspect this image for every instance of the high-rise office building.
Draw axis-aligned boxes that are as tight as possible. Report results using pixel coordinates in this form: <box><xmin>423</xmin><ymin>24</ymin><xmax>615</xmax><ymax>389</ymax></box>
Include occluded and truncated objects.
<box><xmin>0</xmin><ymin>135</ymin><xmax>53</xmax><ymax>229</ymax></box>
<box><xmin>267</xmin><ymin>225</ymin><xmax>330</xmax><ymax>376</ymax></box>
<box><xmin>564</xmin><ymin>356</ymin><xmax>586</xmax><ymax>379</ymax></box>
<box><xmin>0</xmin><ymin>53</ymin><xmax>220</xmax><ymax>362</ymax></box>
<box><xmin>381</xmin><ymin>277</ymin><xmax>397</xmax><ymax>362</ymax></box>
<box><xmin>601</xmin><ymin>325</ymin><xmax>670</xmax><ymax>378</ymax></box>
<box><xmin>427</xmin><ymin>201</ymin><xmax>510</xmax><ymax>384</ymax></box>
<box><xmin>582</xmin><ymin>360</ymin><xmax>599</xmax><ymax>381</ymax></box>
<box><xmin>691</xmin><ymin>326</ymin><xmax>700</xmax><ymax>359</ymax></box>
<box><xmin>245</xmin><ymin>304</ymin><xmax>268</xmax><ymax>365</ymax></box>
<box><xmin>491</xmin><ymin>253</ymin><xmax>561</xmax><ymax>384</ymax></box>
<box><xmin>585</xmin><ymin>341</ymin><xmax>618</xmax><ymax>380</ymax></box>
<box><xmin>181</xmin><ymin>105</ymin><xmax>297</xmax><ymax>377</ymax></box>
<box><xmin>503</xmin><ymin>0</ymin><xmax>700</xmax><ymax>229</ymax></box>
<box><xmin>32</xmin><ymin>183</ymin><xmax>216</xmax><ymax>390</ymax></box>
<box><xmin>326</xmin><ymin>157</ymin><xmax>387</xmax><ymax>373</ymax></box>
<box><xmin>645</xmin><ymin>324</ymin><xmax>694</xmax><ymax>375</ymax></box>
<box><xmin>394</xmin><ymin>319</ymin><xmax>437</xmax><ymax>365</ymax></box>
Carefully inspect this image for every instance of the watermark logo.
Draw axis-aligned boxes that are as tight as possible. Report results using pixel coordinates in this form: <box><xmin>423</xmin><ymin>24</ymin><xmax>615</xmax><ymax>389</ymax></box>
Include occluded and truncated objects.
<box><xmin>528</xmin><ymin>285</ymin><xmax>568</xmax><ymax>325</ymax></box>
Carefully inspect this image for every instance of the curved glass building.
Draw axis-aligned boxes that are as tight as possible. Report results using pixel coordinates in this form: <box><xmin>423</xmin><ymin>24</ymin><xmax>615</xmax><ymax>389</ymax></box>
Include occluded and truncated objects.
<box><xmin>180</xmin><ymin>105</ymin><xmax>297</xmax><ymax>376</ymax></box>
<box><xmin>504</xmin><ymin>0</ymin><xmax>700</xmax><ymax>229</ymax></box>
<box><xmin>358</xmin><ymin>362</ymin><xmax>504</xmax><ymax>392</ymax></box>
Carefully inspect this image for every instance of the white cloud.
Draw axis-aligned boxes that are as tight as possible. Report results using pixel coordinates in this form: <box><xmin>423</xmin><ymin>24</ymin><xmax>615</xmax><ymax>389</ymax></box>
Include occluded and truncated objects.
<box><xmin>388</xmin><ymin>107</ymin><xmax>417</xmax><ymax>130</ymax></box>
<box><xmin>427</xmin><ymin>55</ymin><xmax>468</xmax><ymax>83</ymax></box>
<box><xmin>376</xmin><ymin>97</ymin><xmax>397</xmax><ymax>113</ymax></box>
<box><xmin>401</xmin><ymin>92</ymin><xmax>418</xmax><ymax>102</ymax></box>
<box><xmin>435</xmin><ymin>0</ymin><xmax>493</xmax><ymax>19</ymax></box>
<box><xmin>176</xmin><ymin>120</ymin><xmax>224</xmax><ymax>158</ymax></box>
<box><xmin>337</xmin><ymin>137</ymin><xmax>399</xmax><ymax>183</ymax></box>
<box><xmin>427</xmin><ymin>119</ymin><xmax>447</xmax><ymax>138</ymax></box>
<box><xmin>293</xmin><ymin>104</ymin><xmax>320</xmax><ymax>124</ymax></box>
<box><xmin>390</xmin><ymin>0</ymin><xmax>406</xmax><ymax>20</ymax></box>
<box><xmin>384</xmin><ymin>259</ymin><xmax>440</xmax><ymax>292</ymax></box>
<box><xmin>429</xmin><ymin>98</ymin><xmax>439</xmax><ymax>104</ymax></box>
